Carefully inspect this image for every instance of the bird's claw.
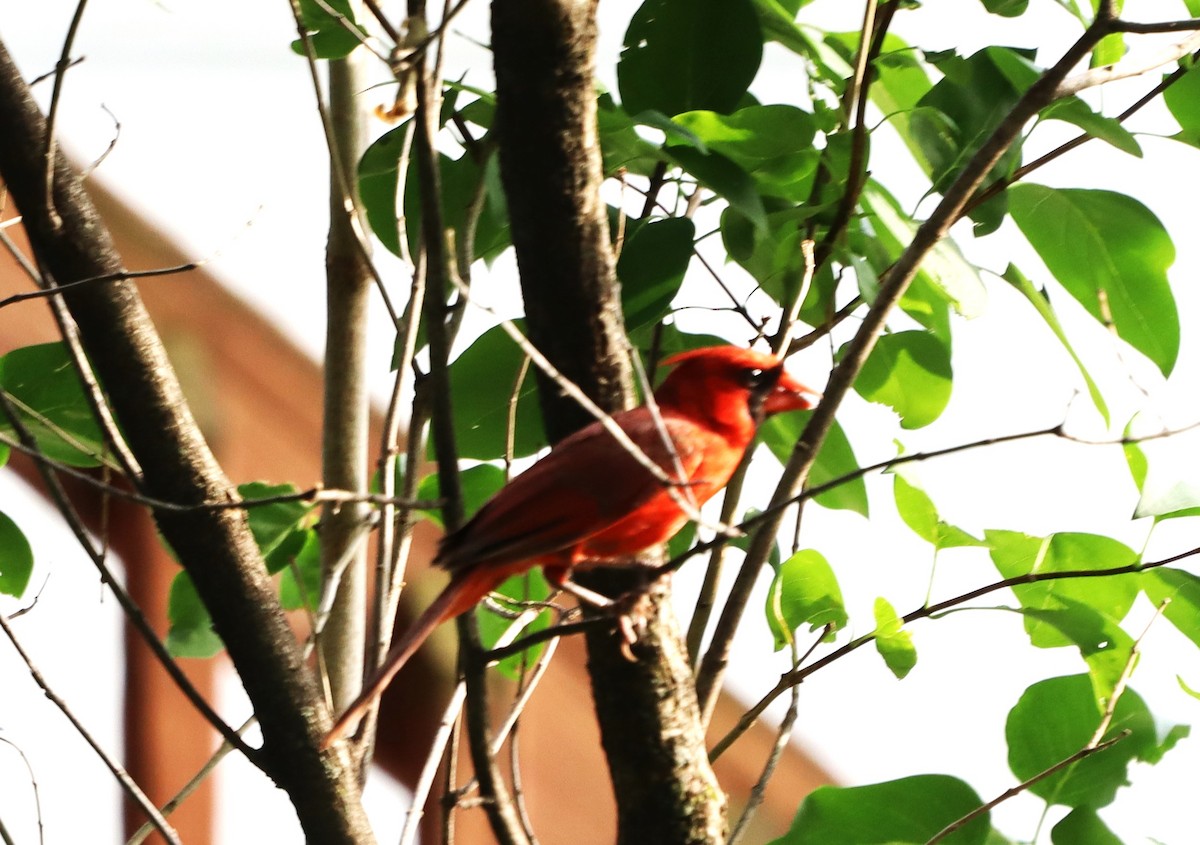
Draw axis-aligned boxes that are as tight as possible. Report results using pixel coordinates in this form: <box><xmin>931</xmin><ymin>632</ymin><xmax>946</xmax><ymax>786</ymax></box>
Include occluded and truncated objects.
<box><xmin>613</xmin><ymin>591</ymin><xmax>654</xmax><ymax>661</ymax></box>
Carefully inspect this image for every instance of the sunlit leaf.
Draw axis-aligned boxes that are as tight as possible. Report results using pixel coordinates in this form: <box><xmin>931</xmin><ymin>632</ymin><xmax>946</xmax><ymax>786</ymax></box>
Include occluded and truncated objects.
<box><xmin>1006</xmin><ymin>675</ymin><xmax>1169</xmax><ymax>809</ymax></box>
<box><xmin>1009</xmin><ymin>185</ymin><xmax>1179</xmax><ymax>377</ymax></box>
<box><xmin>891</xmin><ymin>468</ymin><xmax>981</xmax><ymax>549</ymax></box>
<box><xmin>1143</xmin><ymin>568</ymin><xmax>1200</xmax><ymax>651</ymax></box>
<box><xmin>1051</xmin><ymin>807</ymin><xmax>1123</xmax><ymax>845</ymax></box>
<box><xmin>986</xmin><ymin>530</ymin><xmax>1140</xmax><ymax>635</ymax></box>
<box><xmin>873</xmin><ymin>597</ymin><xmax>916</xmax><ymax>679</ymax></box>
<box><xmin>853</xmin><ymin>330</ymin><xmax>953</xmax><ymax>430</ymax></box>
<box><xmin>1018</xmin><ymin>601</ymin><xmax>1135</xmax><ymax>708</ymax></box>
<box><xmin>665</xmin><ymin>146</ymin><xmax>768</xmax><ymax>231</ymax></box>
<box><xmin>860</xmin><ymin>184</ymin><xmax>986</xmax><ymax>319</ymax></box>
<box><xmin>1042</xmin><ymin>98</ymin><xmax>1140</xmax><ymax>157</ymax></box>
<box><xmin>761</xmin><ymin>413</ymin><xmax>869</xmax><ymax>516</ymax></box>
<box><xmin>771</xmin><ymin>775</ymin><xmax>988</xmax><ymax>845</ymax></box>
<box><xmin>766</xmin><ymin>549</ymin><xmax>847</xmax><ymax>648</ymax></box>
<box><xmin>673</xmin><ymin>106</ymin><xmax>819</xmax><ymax>201</ymax></box>
<box><xmin>1003</xmin><ymin>264</ymin><xmax>1109</xmax><ymax>424</ymax></box>
<box><xmin>1165</xmin><ymin>63</ymin><xmax>1200</xmax><ymax>146</ymax></box>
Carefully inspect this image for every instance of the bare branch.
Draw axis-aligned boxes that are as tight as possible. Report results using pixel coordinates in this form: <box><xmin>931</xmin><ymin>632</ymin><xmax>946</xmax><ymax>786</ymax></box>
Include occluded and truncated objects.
<box><xmin>0</xmin><ymin>613</ymin><xmax>182</xmax><ymax>845</ymax></box>
<box><xmin>1056</xmin><ymin>29</ymin><xmax>1200</xmax><ymax>98</ymax></box>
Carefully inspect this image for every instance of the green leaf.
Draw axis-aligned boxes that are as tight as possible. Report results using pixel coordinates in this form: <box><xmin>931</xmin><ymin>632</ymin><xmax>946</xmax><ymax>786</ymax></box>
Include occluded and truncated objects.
<box><xmin>446</xmin><ymin>325</ymin><xmax>546</xmax><ymax>461</ymax></box>
<box><xmin>1132</xmin><ymin>438</ymin><xmax>1200</xmax><ymax>518</ymax></box>
<box><xmin>873</xmin><ymin>597</ymin><xmax>916</xmax><ymax>679</ymax></box>
<box><xmin>418</xmin><ymin>463</ymin><xmax>508</xmax><ymax>529</ymax></box>
<box><xmin>1143</xmin><ymin>568</ymin><xmax>1200</xmax><ymax>651</ymax></box>
<box><xmin>982</xmin><ymin>0</ymin><xmax>1029</xmax><ymax>16</ymax></box>
<box><xmin>664</xmin><ymin>146</ymin><xmax>768</xmax><ymax>231</ymax></box>
<box><xmin>771</xmin><ymin>774</ymin><xmax>988</xmax><ymax>845</ymax></box>
<box><xmin>279</xmin><ymin>530</ymin><xmax>322</xmax><ymax>612</ymax></box>
<box><xmin>986</xmin><ymin>531</ymin><xmax>1141</xmax><ymax>638</ymax></box>
<box><xmin>166</xmin><ymin>571</ymin><xmax>223</xmax><ymax>658</ymax></box>
<box><xmin>721</xmin><ymin>208</ymin><xmax>827</xmax><ymax>307</ymax></box>
<box><xmin>760</xmin><ymin>413</ymin><xmax>869</xmax><ymax>516</ymax></box>
<box><xmin>1018</xmin><ymin>601</ymin><xmax>1135</xmax><ymax>707</ymax></box>
<box><xmin>0</xmin><ymin>442</ymin><xmax>8</xmax><ymax>468</ymax></box>
<box><xmin>672</xmin><ymin>106</ymin><xmax>819</xmax><ymax>201</ymax></box>
<box><xmin>476</xmin><ymin>570</ymin><xmax>553</xmax><ymax>679</ymax></box>
<box><xmin>1041</xmin><ymin>98</ymin><xmax>1141</xmax><ymax>157</ymax></box>
<box><xmin>238</xmin><ymin>482</ymin><xmax>313</xmax><ymax>567</ymax></box>
<box><xmin>1006</xmin><ymin>675</ymin><xmax>1168</xmax><ymax>808</ymax></box>
<box><xmin>891</xmin><ymin>468</ymin><xmax>981</xmax><ymax>549</ymax></box>
<box><xmin>0</xmin><ymin>511</ymin><xmax>33</xmax><ymax>598</ymax></box>
<box><xmin>619</xmin><ymin>0</ymin><xmax>762</xmax><ymax>117</ymax></box>
<box><xmin>1091</xmin><ymin>32</ymin><xmax>1125</xmax><ymax>70</ymax></box>
<box><xmin>1165</xmin><ymin>63</ymin><xmax>1200</xmax><ymax>146</ymax></box>
<box><xmin>853</xmin><ymin>331</ymin><xmax>953</xmax><ymax>429</ymax></box>
<box><xmin>1002</xmin><ymin>264</ymin><xmax>1109</xmax><ymax>425</ymax></box>
<box><xmin>1008</xmin><ymin>185</ymin><xmax>1179</xmax><ymax>377</ymax></box>
<box><xmin>909</xmin><ymin>47</ymin><xmax>1031</xmax><ymax>232</ymax></box>
<box><xmin>290</xmin><ymin>0</ymin><xmax>361</xmax><ymax>59</ymax></box>
<box><xmin>0</xmin><ymin>343</ymin><xmax>106</xmax><ymax>467</ymax></box>
<box><xmin>860</xmin><ymin>183</ymin><xmax>986</xmax><ymax>320</ymax></box>
<box><xmin>360</xmin><ymin>129</ymin><xmax>509</xmax><ymax>263</ymax></box>
<box><xmin>766</xmin><ymin>549</ymin><xmax>847</xmax><ymax>648</ymax></box>
<box><xmin>1051</xmin><ymin>808</ymin><xmax>1123</xmax><ymax>845</ymax></box>
<box><xmin>596</xmin><ymin>95</ymin><xmax>665</xmax><ymax>176</ymax></box>
<box><xmin>617</xmin><ymin>217</ymin><xmax>694</xmax><ymax>329</ymax></box>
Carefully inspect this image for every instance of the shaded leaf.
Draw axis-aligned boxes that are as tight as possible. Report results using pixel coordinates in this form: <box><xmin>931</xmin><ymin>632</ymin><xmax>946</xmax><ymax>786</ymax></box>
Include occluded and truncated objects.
<box><xmin>166</xmin><ymin>571</ymin><xmax>223</xmax><ymax>658</ymax></box>
<box><xmin>290</xmin><ymin>0</ymin><xmax>361</xmax><ymax>59</ymax></box>
<box><xmin>238</xmin><ymin>481</ymin><xmax>313</xmax><ymax>565</ymax></box>
<box><xmin>279</xmin><ymin>530</ymin><xmax>322</xmax><ymax>612</ymax></box>
<box><xmin>1142</xmin><ymin>568</ymin><xmax>1200</xmax><ymax>651</ymax></box>
<box><xmin>1018</xmin><ymin>600</ymin><xmax>1135</xmax><ymax>708</ymax></box>
<box><xmin>418</xmin><ymin>463</ymin><xmax>508</xmax><ymax>528</ymax></box>
<box><xmin>0</xmin><ymin>511</ymin><xmax>33</xmax><ymax>598</ymax></box>
<box><xmin>766</xmin><ymin>549</ymin><xmax>847</xmax><ymax>649</ymax></box>
<box><xmin>619</xmin><ymin>0</ymin><xmax>762</xmax><ymax>117</ymax></box>
<box><xmin>617</xmin><ymin>217</ymin><xmax>694</xmax><ymax>330</ymax></box>
<box><xmin>665</xmin><ymin>146</ymin><xmax>768</xmax><ymax>231</ymax></box>
<box><xmin>446</xmin><ymin>325</ymin><xmax>546</xmax><ymax>461</ymax></box>
<box><xmin>0</xmin><ymin>343</ymin><xmax>106</xmax><ymax>467</ymax></box>
<box><xmin>1009</xmin><ymin>185</ymin><xmax>1179</xmax><ymax>377</ymax></box>
<box><xmin>476</xmin><ymin>570</ymin><xmax>552</xmax><ymax>679</ymax></box>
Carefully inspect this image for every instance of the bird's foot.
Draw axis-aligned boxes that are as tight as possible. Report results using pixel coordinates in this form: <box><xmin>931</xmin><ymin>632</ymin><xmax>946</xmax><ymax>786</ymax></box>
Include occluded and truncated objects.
<box><xmin>612</xmin><ymin>590</ymin><xmax>654</xmax><ymax>661</ymax></box>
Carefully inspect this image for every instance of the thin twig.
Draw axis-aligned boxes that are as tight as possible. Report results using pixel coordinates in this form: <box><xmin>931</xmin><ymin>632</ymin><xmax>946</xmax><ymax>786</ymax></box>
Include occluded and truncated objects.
<box><xmin>0</xmin><ymin>735</ymin><xmax>44</xmax><ymax>845</ymax></box>
<box><xmin>925</xmin><ymin>732</ymin><xmax>1129</xmax><ymax>845</ymax></box>
<box><xmin>0</xmin><ymin>390</ymin><xmax>262</xmax><ymax>764</ymax></box>
<box><xmin>0</xmin><ymin>613</ymin><xmax>182</xmax><ymax>845</ymax></box>
<box><xmin>42</xmin><ymin>0</ymin><xmax>90</xmax><ymax>229</ymax></box>
<box><xmin>125</xmin><ymin>716</ymin><xmax>257</xmax><ymax>845</ymax></box>
<box><xmin>712</xmin><ymin>544</ymin><xmax>1200</xmax><ymax>756</ymax></box>
<box><xmin>1056</xmin><ymin>28</ymin><xmax>1200</xmax><ymax>98</ymax></box>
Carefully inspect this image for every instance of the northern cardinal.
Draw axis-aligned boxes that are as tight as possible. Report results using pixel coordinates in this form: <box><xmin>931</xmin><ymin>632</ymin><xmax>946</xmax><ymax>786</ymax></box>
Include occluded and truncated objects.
<box><xmin>323</xmin><ymin>345</ymin><xmax>817</xmax><ymax>747</ymax></box>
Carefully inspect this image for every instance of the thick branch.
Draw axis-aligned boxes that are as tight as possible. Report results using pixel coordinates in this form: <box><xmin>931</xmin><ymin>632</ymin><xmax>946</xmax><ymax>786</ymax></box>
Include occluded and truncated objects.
<box><xmin>0</xmin><ymin>38</ymin><xmax>374</xmax><ymax>844</ymax></box>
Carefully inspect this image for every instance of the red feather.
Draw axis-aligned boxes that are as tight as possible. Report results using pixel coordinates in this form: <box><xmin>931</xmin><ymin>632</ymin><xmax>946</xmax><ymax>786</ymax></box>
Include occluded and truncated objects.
<box><xmin>323</xmin><ymin>345</ymin><xmax>816</xmax><ymax>747</ymax></box>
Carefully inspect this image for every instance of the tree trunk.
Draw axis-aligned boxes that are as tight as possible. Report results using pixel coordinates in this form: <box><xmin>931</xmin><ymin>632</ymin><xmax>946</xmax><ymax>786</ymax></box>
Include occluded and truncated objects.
<box><xmin>490</xmin><ymin>2</ymin><xmax>728</xmax><ymax>841</ymax></box>
<box><xmin>0</xmin><ymin>38</ymin><xmax>376</xmax><ymax>845</ymax></box>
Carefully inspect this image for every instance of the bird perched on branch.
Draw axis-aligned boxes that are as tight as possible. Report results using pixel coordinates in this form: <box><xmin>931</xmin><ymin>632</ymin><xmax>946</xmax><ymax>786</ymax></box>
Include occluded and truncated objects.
<box><xmin>324</xmin><ymin>344</ymin><xmax>818</xmax><ymax>748</ymax></box>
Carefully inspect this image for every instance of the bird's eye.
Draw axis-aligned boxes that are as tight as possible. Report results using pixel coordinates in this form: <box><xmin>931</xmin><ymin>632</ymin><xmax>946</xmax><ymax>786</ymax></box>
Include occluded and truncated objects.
<box><xmin>741</xmin><ymin>367</ymin><xmax>770</xmax><ymax>389</ymax></box>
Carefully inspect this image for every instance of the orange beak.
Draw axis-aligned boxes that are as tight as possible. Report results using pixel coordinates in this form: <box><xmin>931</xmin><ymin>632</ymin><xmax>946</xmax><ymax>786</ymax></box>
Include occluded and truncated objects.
<box><xmin>763</xmin><ymin>369</ymin><xmax>820</xmax><ymax>416</ymax></box>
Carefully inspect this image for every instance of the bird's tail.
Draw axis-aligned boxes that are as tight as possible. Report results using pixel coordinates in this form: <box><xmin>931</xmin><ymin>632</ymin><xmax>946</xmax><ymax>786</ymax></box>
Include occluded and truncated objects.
<box><xmin>322</xmin><ymin>568</ymin><xmax>502</xmax><ymax>749</ymax></box>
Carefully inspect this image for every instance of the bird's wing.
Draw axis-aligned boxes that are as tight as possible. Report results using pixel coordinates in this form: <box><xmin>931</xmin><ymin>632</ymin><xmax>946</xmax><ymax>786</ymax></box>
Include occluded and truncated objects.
<box><xmin>436</xmin><ymin>410</ymin><xmax>706</xmax><ymax>573</ymax></box>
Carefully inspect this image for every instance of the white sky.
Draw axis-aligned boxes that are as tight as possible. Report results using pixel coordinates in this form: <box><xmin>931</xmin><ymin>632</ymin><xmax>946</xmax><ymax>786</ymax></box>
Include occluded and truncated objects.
<box><xmin>2</xmin><ymin>0</ymin><xmax>1200</xmax><ymax>842</ymax></box>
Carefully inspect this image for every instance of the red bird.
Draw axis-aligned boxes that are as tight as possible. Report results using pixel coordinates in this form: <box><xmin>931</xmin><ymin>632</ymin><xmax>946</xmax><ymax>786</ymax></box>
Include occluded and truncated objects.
<box><xmin>324</xmin><ymin>345</ymin><xmax>817</xmax><ymax>747</ymax></box>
